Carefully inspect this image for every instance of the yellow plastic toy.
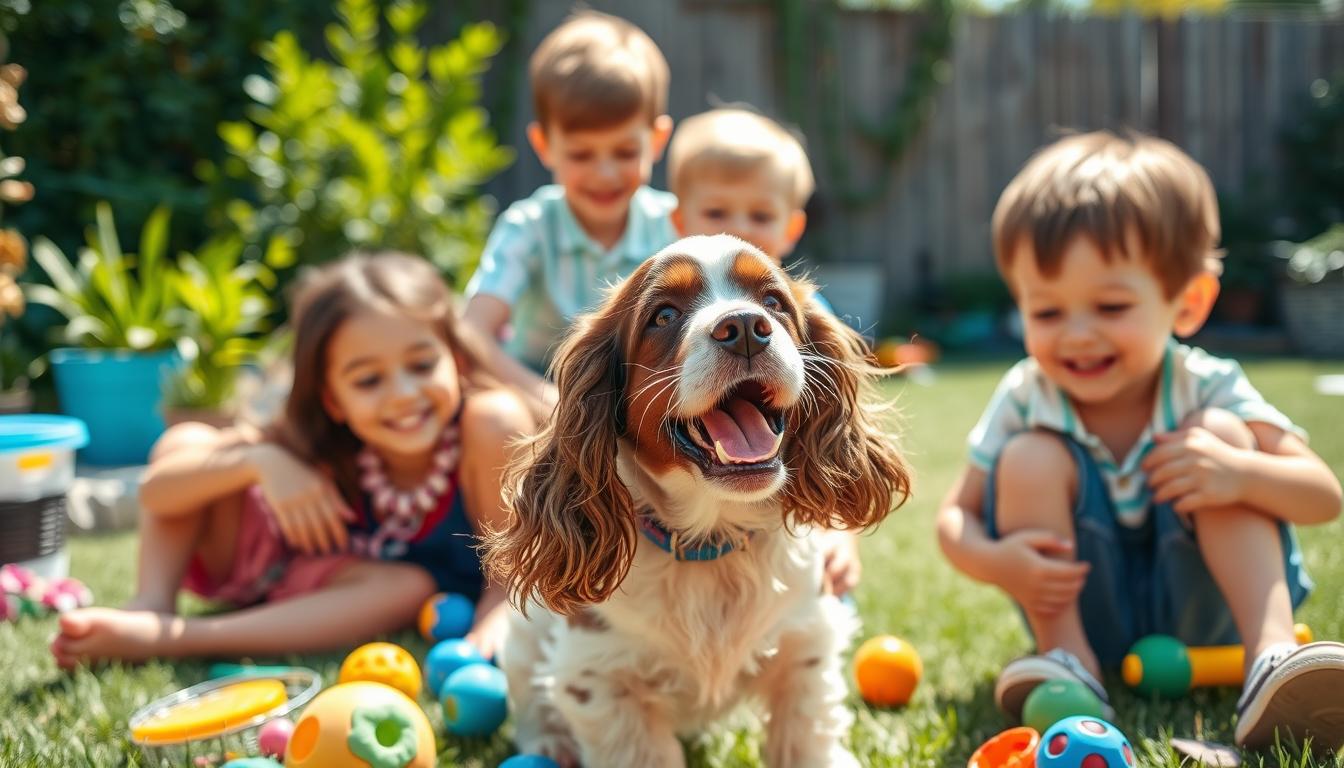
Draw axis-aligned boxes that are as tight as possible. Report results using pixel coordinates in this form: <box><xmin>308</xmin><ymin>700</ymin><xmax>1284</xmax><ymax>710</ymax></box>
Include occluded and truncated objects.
<box><xmin>1122</xmin><ymin>623</ymin><xmax>1313</xmax><ymax>698</ymax></box>
<box><xmin>285</xmin><ymin>682</ymin><xmax>434</xmax><ymax>768</ymax></box>
<box><xmin>338</xmin><ymin>642</ymin><xmax>422</xmax><ymax>700</ymax></box>
<box><xmin>132</xmin><ymin>679</ymin><xmax>288</xmax><ymax>745</ymax></box>
<box><xmin>853</xmin><ymin>634</ymin><xmax>923</xmax><ymax>707</ymax></box>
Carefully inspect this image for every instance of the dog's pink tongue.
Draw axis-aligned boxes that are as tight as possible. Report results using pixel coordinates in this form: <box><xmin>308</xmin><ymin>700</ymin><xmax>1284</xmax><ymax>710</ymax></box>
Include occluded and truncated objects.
<box><xmin>699</xmin><ymin>397</ymin><xmax>778</xmax><ymax>462</ymax></box>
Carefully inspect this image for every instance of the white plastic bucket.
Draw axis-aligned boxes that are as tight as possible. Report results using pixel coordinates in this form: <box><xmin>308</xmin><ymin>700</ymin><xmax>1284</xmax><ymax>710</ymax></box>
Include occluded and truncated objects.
<box><xmin>0</xmin><ymin>415</ymin><xmax>89</xmax><ymax>580</ymax></box>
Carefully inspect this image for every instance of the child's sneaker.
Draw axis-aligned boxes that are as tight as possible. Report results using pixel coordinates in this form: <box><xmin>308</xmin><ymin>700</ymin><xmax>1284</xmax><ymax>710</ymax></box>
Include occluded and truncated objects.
<box><xmin>1234</xmin><ymin>640</ymin><xmax>1344</xmax><ymax>752</ymax></box>
<box><xmin>994</xmin><ymin>648</ymin><xmax>1114</xmax><ymax>722</ymax></box>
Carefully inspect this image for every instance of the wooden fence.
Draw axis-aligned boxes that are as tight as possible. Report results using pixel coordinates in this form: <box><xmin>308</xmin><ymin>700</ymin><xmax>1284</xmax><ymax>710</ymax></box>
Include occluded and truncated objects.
<box><xmin>457</xmin><ymin>2</ymin><xmax>1344</xmax><ymax>305</ymax></box>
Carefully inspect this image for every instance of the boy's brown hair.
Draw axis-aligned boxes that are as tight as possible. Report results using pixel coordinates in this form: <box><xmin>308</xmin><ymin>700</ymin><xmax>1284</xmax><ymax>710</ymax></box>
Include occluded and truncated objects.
<box><xmin>529</xmin><ymin>11</ymin><xmax>669</xmax><ymax>133</ymax></box>
<box><xmin>667</xmin><ymin>107</ymin><xmax>815</xmax><ymax>209</ymax></box>
<box><xmin>992</xmin><ymin>131</ymin><xmax>1221</xmax><ymax>298</ymax></box>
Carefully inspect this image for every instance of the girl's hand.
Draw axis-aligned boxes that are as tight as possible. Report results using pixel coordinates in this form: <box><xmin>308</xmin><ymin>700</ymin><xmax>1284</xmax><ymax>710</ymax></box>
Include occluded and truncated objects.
<box><xmin>989</xmin><ymin>529</ymin><xmax>1090</xmax><ymax>618</ymax></box>
<box><xmin>1142</xmin><ymin>427</ymin><xmax>1248</xmax><ymax>513</ymax></box>
<box><xmin>819</xmin><ymin>529</ymin><xmax>862</xmax><ymax>598</ymax></box>
<box><xmin>250</xmin><ymin>444</ymin><xmax>356</xmax><ymax>555</ymax></box>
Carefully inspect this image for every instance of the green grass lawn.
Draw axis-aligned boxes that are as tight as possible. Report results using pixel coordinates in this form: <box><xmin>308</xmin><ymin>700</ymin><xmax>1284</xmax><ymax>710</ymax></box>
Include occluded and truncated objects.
<box><xmin>2</xmin><ymin>358</ymin><xmax>1342</xmax><ymax>767</ymax></box>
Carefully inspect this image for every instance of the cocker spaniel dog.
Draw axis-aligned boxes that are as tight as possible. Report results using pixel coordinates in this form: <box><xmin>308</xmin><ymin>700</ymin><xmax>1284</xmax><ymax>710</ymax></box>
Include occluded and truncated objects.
<box><xmin>484</xmin><ymin>235</ymin><xmax>910</xmax><ymax>767</ymax></box>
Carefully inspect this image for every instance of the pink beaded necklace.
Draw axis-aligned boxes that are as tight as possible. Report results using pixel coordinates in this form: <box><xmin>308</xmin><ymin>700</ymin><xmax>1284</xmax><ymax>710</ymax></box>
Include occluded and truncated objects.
<box><xmin>353</xmin><ymin>425</ymin><xmax>461</xmax><ymax>555</ymax></box>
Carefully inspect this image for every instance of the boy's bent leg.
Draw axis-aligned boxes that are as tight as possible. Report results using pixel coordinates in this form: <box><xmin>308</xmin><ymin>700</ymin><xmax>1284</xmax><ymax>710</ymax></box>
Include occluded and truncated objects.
<box><xmin>992</xmin><ymin>431</ymin><xmax>1098</xmax><ymax>677</ymax></box>
<box><xmin>990</xmin><ymin>431</ymin><xmax>1119</xmax><ymax>720</ymax></box>
<box><xmin>1181</xmin><ymin>409</ymin><xmax>1297</xmax><ymax>661</ymax></box>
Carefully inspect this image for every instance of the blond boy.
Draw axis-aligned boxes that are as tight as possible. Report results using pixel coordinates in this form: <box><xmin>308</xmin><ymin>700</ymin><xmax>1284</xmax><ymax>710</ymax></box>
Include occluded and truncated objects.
<box><xmin>937</xmin><ymin>131</ymin><xmax>1343</xmax><ymax>750</ymax></box>
<box><xmin>668</xmin><ymin>107</ymin><xmax>812</xmax><ymax>262</ymax></box>
<box><xmin>464</xmin><ymin>11</ymin><xmax>675</xmax><ymax>420</ymax></box>
<box><xmin>668</xmin><ymin>107</ymin><xmax>862</xmax><ymax>595</ymax></box>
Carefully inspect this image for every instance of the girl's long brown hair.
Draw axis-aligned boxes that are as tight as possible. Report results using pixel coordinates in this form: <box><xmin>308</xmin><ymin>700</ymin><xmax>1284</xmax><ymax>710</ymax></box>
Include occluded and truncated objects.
<box><xmin>264</xmin><ymin>251</ymin><xmax>495</xmax><ymax>504</ymax></box>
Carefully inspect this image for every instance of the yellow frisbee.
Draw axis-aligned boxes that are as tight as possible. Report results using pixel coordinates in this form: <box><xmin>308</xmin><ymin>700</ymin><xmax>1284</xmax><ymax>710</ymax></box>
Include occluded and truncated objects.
<box><xmin>131</xmin><ymin>679</ymin><xmax>288</xmax><ymax>744</ymax></box>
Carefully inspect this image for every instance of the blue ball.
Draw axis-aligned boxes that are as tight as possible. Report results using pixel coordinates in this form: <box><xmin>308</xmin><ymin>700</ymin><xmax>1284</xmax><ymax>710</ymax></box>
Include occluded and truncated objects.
<box><xmin>499</xmin><ymin>756</ymin><xmax>561</xmax><ymax>768</ymax></box>
<box><xmin>418</xmin><ymin>592</ymin><xmax>475</xmax><ymax>642</ymax></box>
<box><xmin>440</xmin><ymin>663</ymin><xmax>508</xmax><ymax>737</ymax></box>
<box><xmin>1037</xmin><ymin>715</ymin><xmax>1135</xmax><ymax>768</ymax></box>
<box><xmin>425</xmin><ymin>638</ymin><xmax>487</xmax><ymax>695</ymax></box>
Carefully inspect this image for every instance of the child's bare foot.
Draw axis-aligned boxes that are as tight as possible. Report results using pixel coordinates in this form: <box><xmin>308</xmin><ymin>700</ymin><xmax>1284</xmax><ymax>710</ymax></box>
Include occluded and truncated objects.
<box><xmin>50</xmin><ymin>608</ymin><xmax>185</xmax><ymax>669</ymax></box>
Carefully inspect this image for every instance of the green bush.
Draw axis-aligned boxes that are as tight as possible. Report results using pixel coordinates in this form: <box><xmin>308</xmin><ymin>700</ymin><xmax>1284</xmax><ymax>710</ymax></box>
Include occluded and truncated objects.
<box><xmin>0</xmin><ymin>0</ymin><xmax>331</xmax><ymax>254</ymax></box>
<box><xmin>206</xmin><ymin>0</ymin><xmax>513</xmax><ymax>284</ymax></box>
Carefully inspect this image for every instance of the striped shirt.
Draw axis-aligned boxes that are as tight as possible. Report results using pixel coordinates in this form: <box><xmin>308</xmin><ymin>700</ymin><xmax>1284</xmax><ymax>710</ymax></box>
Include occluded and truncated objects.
<box><xmin>968</xmin><ymin>340</ymin><xmax>1303</xmax><ymax>526</ymax></box>
<box><xmin>465</xmin><ymin>184</ymin><xmax>678</xmax><ymax>372</ymax></box>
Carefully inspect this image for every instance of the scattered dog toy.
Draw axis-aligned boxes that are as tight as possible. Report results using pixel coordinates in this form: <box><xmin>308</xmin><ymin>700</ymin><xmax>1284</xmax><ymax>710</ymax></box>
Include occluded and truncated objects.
<box><xmin>257</xmin><ymin>718</ymin><xmax>294</xmax><ymax>758</ymax></box>
<box><xmin>1036</xmin><ymin>717</ymin><xmax>1135</xmax><ymax>768</ymax></box>
<box><xmin>500</xmin><ymin>756</ymin><xmax>562</xmax><ymax>768</ymax></box>
<box><xmin>424</xmin><ymin>638</ymin><xmax>487</xmax><ymax>697</ymax></box>
<box><xmin>338</xmin><ymin>642</ymin><xmax>422</xmax><ymax>700</ymax></box>
<box><xmin>1122</xmin><ymin>624</ymin><xmax>1313</xmax><ymax>698</ymax></box>
<box><xmin>853</xmin><ymin>634</ymin><xmax>922</xmax><ymax>707</ymax></box>
<box><xmin>1022</xmin><ymin>679</ymin><xmax>1108</xmax><ymax>733</ymax></box>
<box><xmin>284</xmin><ymin>681</ymin><xmax>435</xmax><ymax>768</ymax></box>
<box><xmin>0</xmin><ymin>563</ymin><xmax>92</xmax><ymax>620</ymax></box>
<box><xmin>969</xmin><ymin>726</ymin><xmax>1039</xmax><ymax>768</ymax></box>
<box><xmin>439</xmin><ymin>664</ymin><xmax>508</xmax><ymax>737</ymax></box>
<box><xmin>418</xmin><ymin>592</ymin><xmax>474</xmax><ymax>642</ymax></box>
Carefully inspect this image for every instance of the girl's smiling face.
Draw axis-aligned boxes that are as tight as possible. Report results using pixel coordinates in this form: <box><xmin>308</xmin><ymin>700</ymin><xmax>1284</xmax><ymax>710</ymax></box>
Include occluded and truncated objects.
<box><xmin>322</xmin><ymin>307</ymin><xmax>461</xmax><ymax>469</ymax></box>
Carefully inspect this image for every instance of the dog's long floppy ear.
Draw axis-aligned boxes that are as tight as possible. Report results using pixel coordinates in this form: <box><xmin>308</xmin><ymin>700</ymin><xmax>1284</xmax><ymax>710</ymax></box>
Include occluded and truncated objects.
<box><xmin>482</xmin><ymin>275</ymin><xmax>647</xmax><ymax>617</ymax></box>
<box><xmin>784</xmin><ymin>284</ymin><xmax>911</xmax><ymax>531</ymax></box>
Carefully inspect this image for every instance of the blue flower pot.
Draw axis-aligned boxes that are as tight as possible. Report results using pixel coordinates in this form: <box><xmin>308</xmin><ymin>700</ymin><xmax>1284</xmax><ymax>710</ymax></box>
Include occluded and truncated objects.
<box><xmin>49</xmin><ymin>348</ymin><xmax>180</xmax><ymax>466</ymax></box>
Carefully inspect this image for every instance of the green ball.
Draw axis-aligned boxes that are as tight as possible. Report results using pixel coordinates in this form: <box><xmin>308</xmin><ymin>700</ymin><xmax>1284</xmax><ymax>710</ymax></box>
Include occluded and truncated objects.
<box><xmin>1022</xmin><ymin>679</ymin><xmax>1107</xmax><ymax>733</ymax></box>
<box><xmin>1124</xmin><ymin>634</ymin><xmax>1192</xmax><ymax>699</ymax></box>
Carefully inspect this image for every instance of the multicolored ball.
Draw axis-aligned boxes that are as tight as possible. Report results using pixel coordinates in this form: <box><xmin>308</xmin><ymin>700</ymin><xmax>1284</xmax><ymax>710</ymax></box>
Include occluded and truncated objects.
<box><xmin>418</xmin><ymin>592</ymin><xmax>474</xmax><ymax>642</ymax></box>
<box><xmin>1037</xmin><ymin>716</ymin><xmax>1136</xmax><ymax>768</ymax></box>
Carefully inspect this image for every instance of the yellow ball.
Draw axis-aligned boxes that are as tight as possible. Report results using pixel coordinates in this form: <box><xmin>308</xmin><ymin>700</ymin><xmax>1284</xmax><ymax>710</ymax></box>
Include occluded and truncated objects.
<box><xmin>285</xmin><ymin>682</ymin><xmax>435</xmax><ymax>768</ymax></box>
<box><xmin>853</xmin><ymin>634</ymin><xmax>922</xmax><ymax>707</ymax></box>
<box><xmin>338</xmin><ymin>642</ymin><xmax>422</xmax><ymax>700</ymax></box>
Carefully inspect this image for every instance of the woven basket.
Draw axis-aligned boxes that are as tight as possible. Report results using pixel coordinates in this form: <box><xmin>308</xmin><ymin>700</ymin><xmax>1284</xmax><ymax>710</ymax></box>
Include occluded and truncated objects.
<box><xmin>1278</xmin><ymin>278</ymin><xmax>1344</xmax><ymax>357</ymax></box>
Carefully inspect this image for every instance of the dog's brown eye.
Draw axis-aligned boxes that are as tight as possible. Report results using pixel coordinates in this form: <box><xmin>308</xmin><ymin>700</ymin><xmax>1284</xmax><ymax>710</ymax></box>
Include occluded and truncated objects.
<box><xmin>762</xmin><ymin>293</ymin><xmax>784</xmax><ymax>312</ymax></box>
<box><xmin>651</xmin><ymin>305</ymin><xmax>681</xmax><ymax>328</ymax></box>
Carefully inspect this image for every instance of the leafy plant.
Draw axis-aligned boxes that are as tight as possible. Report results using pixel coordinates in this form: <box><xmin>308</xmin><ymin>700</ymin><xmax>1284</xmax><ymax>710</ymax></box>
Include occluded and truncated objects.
<box><xmin>207</xmin><ymin>0</ymin><xmax>514</xmax><ymax>283</ymax></box>
<box><xmin>162</xmin><ymin>234</ymin><xmax>274</xmax><ymax>410</ymax></box>
<box><xmin>25</xmin><ymin>202</ymin><xmax>178</xmax><ymax>351</ymax></box>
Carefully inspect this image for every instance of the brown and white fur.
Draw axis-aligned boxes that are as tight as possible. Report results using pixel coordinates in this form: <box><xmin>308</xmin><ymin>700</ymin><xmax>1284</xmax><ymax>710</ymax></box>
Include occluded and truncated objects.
<box><xmin>483</xmin><ymin>235</ymin><xmax>910</xmax><ymax>767</ymax></box>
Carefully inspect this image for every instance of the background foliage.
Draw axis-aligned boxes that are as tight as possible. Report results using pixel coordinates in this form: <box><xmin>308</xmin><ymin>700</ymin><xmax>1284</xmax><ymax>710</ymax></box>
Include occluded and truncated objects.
<box><xmin>0</xmin><ymin>0</ymin><xmax>332</xmax><ymax>256</ymax></box>
<box><xmin>204</xmin><ymin>0</ymin><xmax>513</xmax><ymax>284</ymax></box>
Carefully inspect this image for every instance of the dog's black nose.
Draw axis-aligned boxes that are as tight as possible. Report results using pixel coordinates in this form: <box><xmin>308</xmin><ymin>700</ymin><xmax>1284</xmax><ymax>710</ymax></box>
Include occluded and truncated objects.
<box><xmin>711</xmin><ymin>311</ymin><xmax>772</xmax><ymax>359</ymax></box>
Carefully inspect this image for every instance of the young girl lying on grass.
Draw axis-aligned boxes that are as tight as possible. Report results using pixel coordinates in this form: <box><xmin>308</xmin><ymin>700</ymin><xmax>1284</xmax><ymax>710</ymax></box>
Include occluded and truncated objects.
<box><xmin>51</xmin><ymin>252</ymin><xmax>532</xmax><ymax>666</ymax></box>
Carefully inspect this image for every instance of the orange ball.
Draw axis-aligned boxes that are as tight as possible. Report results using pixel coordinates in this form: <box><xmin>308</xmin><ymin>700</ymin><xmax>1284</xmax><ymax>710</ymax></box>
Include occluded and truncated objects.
<box><xmin>853</xmin><ymin>634</ymin><xmax>922</xmax><ymax>707</ymax></box>
<box><xmin>338</xmin><ymin>642</ymin><xmax>422</xmax><ymax>701</ymax></box>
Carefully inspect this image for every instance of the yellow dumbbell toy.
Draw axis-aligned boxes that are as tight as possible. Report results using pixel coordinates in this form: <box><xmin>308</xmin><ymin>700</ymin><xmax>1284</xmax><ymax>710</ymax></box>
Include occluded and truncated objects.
<box><xmin>1122</xmin><ymin>623</ymin><xmax>1312</xmax><ymax>698</ymax></box>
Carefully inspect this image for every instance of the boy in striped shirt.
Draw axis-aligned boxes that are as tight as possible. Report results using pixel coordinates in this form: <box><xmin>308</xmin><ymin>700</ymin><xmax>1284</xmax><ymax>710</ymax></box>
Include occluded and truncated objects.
<box><xmin>937</xmin><ymin>131</ymin><xmax>1343</xmax><ymax>750</ymax></box>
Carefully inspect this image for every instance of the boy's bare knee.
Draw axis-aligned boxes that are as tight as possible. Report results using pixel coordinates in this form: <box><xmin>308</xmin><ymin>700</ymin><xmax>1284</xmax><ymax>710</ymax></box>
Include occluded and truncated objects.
<box><xmin>149</xmin><ymin>422</ymin><xmax>221</xmax><ymax>463</ymax></box>
<box><xmin>997</xmin><ymin>431</ymin><xmax>1074</xmax><ymax>489</ymax></box>
<box><xmin>1183</xmin><ymin>408</ymin><xmax>1255</xmax><ymax>450</ymax></box>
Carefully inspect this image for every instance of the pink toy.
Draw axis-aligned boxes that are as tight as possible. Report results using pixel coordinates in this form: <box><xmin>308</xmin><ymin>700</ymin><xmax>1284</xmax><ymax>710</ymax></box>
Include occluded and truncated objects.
<box><xmin>257</xmin><ymin>717</ymin><xmax>294</xmax><ymax>758</ymax></box>
<box><xmin>0</xmin><ymin>564</ymin><xmax>93</xmax><ymax>620</ymax></box>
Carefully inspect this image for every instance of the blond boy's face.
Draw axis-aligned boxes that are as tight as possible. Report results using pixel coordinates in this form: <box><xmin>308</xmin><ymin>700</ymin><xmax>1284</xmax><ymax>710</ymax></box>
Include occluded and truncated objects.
<box><xmin>672</xmin><ymin>168</ymin><xmax>805</xmax><ymax>262</ymax></box>
<box><xmin>1010</xmin><ymin>236</ymin><xmax>1214</xmax><ymax>409</ymax></box>
<box><xmin>529</xmin><ymin>114</ymin><xmax>672</xmax><ymax>240</ymax></box>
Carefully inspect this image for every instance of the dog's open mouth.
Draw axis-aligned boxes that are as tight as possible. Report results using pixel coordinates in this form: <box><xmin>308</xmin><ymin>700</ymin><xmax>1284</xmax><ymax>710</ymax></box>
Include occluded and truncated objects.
<box><xmin>672</xmin><ymin>379</ymin><xmax>786</xmax><ymax>475</ymax></box>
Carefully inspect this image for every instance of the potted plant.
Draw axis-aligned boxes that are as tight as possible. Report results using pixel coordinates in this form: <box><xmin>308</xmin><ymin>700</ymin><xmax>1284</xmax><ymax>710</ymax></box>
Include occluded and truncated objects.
<box><xmin>1275</xmin><ymin>225</ymin><xmax>1344</xmax><ymax>358</ymax></box>
<box><xmin>161</xmin><ymin>235</ymin><xmax>274</xmax><ymax>428</ymax></box>
<box><xmin>25</xmin><ymin>203</ymin><xmax>181</xmax><ymax>465</ymax></box>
